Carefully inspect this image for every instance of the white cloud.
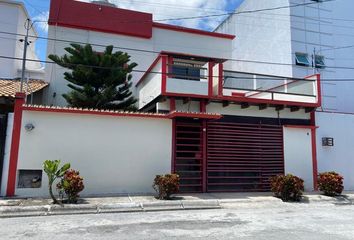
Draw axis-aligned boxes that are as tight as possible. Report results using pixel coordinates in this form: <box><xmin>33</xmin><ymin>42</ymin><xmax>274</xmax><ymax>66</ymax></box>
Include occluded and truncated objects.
<box><xmin>33</xmin><ymin>11</ymin><xmax>49</xmax><ymax>33</ymax></box>
<box><xmin>79</xmin><ymin>0</ymin><xmax>239</xmax><ymax>30</ymax></box>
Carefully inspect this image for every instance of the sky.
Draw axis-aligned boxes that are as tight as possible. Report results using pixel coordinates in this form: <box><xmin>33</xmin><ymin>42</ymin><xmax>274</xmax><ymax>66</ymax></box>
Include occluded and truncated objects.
<box><xmin>19</xmin><ymin>0</ymin><xmax>244</xmax><ymax>62</ymax></box>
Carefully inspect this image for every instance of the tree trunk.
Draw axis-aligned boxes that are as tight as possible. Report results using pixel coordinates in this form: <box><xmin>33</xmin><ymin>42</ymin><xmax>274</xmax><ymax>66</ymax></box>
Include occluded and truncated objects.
<box><xmin>48</xmin><ymin>182</ymin><xmax>58</xmax><ymax>204</ymax></box>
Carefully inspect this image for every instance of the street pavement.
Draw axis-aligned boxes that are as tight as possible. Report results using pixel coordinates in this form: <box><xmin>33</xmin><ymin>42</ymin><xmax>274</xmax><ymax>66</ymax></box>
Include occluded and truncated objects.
<box><xmin>0</xmin><ymin>200</ymin><xmax>353</xmax><ymax>239</ymax></box>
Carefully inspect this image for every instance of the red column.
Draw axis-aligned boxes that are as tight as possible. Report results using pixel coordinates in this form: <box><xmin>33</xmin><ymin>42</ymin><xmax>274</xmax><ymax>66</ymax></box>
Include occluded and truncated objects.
<box><xmin>202</xmin><ymin>120</ymin><xmax>207</xmax><ymax>192</ymax></box>
<box><xmin>208</xmin><ymin>61</ymin><xmax>215</xmax><ymax>97</ymax></box>
<box><xmin>199</xmin><ymin>100</ymin><xmax>206</xmax><ymax>113</ymax></box>
<box><xmin>170</xmin><ymin>97</ymin><xmax>176</xmax><ymax>112</ymax></box>
<box><xmin>218</xmin><ymin>63</ymin><xmax>224</xmax><ymax>97</ymax></box>
<box><xmin>171</xmin><ymin>119</ymin><xmax>176</xmax><ymax>173</ymax></box>
<box><xmin>6</xmin><ymin>92</ymin><xmax>25</xmax><ymax>196</ymax></box>
<box><xmin>161</xmin><ymin>55</ymin><xmax>168</xmax><ymax>95</ymax></box>
<box><xmin>310</xmin><ymin>112</ymin><xmax>318</xmax><ymax>191</ymax></box>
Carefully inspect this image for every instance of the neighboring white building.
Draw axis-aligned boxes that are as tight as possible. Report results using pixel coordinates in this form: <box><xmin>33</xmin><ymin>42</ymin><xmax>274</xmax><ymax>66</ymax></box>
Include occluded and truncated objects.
<box><xmin>0</xmin><ymin>0</ymin><xmax>45</xmax><ymax>80</ymax></box>
<box><xmin>0</xmin><ymin>0</ymin><xmax>47</xmax><ymax>107</ymax></box>
<box><xmin>216</xmin><ymin>0</ymin><xmax>354</xmax><ymax>189</ymax></box>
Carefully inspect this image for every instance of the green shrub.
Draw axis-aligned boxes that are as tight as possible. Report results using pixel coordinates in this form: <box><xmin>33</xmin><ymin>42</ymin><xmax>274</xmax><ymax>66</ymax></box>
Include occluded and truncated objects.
<box><xmin>57</xmin><ymin>169</ymin><xmax>85</xmax><ymax>203</ymax></box>
<box><xmin>153</xmin><ymin>174</ymin><xmax>180</xmax><ymax>200</ymax></box>
<box><xmin>270</xmin><ymin>174</ymin><xmax>304</xmax><ymax>202</ymax></box>
<box><xmin>318</xmin><ymin>172</ymin><xmax>344</xmax><ymax>196</ymax></box>
<box><xmin>43</xmin><ymin>160</ymin><xmax>70</xmax><ymax>204</ymax></box>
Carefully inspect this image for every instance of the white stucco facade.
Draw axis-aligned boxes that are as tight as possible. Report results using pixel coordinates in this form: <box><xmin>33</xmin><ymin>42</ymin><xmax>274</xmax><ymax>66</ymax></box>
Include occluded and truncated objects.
<box><xmin>11</xmin><ymin>111</ymin><xmax>172</xmax><ymax>197</ymax></box>
<box><xmin>44</xmin><ymin>24</ymin><xmax>232</xmax><ymax>107</ymax></box>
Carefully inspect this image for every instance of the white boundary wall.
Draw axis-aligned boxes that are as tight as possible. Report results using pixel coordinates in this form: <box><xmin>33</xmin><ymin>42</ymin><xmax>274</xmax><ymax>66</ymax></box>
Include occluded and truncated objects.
<box><xmin>12</xmin><ymin>111</ymin><xmax>172</xmax><ymax>197</ymax></box>
<box><xmin>316</xmin><ymin>112</ymin><xmax>354</xmax><ymax>190</ymax></box>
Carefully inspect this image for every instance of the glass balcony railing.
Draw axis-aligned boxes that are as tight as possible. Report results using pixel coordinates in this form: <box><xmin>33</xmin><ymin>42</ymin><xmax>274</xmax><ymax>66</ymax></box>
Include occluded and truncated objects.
<box><xmin>223</xmin><ymin>71</ymin><xmax>319</xmax><ymax>104</ymax></box>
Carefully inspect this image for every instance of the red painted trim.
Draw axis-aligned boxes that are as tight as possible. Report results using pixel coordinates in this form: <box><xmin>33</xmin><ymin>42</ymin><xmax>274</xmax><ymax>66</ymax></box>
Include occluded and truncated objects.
<box><xmin>218</xmin><ymin>63</ymin><xmax>224</xmax><ymax>96</ymax></box>
<box><xmin>136</xmin><ymin>55</ymin><xmax>162</xmax><ymax>87</ymax></box>
<box><xmin>316</xmin><ymin>74</ymin><xmax>322</xmax><ymax>107</ymax></box>
<box><xmin>200</xmin><ymin>100</ymin><xmax>206</xmax><ymax>113</ymax></box>
<box><xmin>168</xmin><ymin>56</ymin><xmax>174</xmax><ymax>76</ymax></box>
<box><xmin>231</xmin><ymin>92</ymin><xmax>246</xmax><ymax>97</ymax></box>
<box><xmin>305</xmin><ymin>74</ymin><xmax>322</xmax><ymax>107</ymax></box>
<box><xmin>170</xmin><ymin>98</ymin><xmax>176</xmax><ymax>112</ymax></box>
<box><xmin>153</xmin><ymin>22</ymin><xmax>235</xmax><ymax>40</ymax></box>
<box><xmin>161</xmin><ymin>55</ymin><xmax>168</xmax><ymax>95</ymax></box>
<box><xmin>22</xmin><ymin>106</ymin><xmax>169</xmax><ymax>119</ymax></box>
<box><xmin>171</xmin><ymin>119</ymin><xmax>176</xmax><ymax>173</ymax></box>
<box><xmin>311</xmin><ymin>130</ymin><xmax>318</xmax><ymax>190</ymax></box>
<box><xmin>208</xmin><ymin>61</ymin><xmax>215</xmax><ymax>97</ymax></box>
<box><xmin>164</xmin><ymin>92</ymin><xmax>210</xmax><ymax>99</ymax></box>
<box><xmin>310</xmin><ymin>111</ymin><xmax>316</xmax><ymax>126</ymax></box>
<box><xmin>168</xmin><ymin>111</ymin><xmax>222</xmax><ymax>119</ymax></box>
<box><xmin>48</xmin><ymin>0</ymin><xmax>153</xmax><ymax>39</ymax></box>
<box><xmin>310</xmin><ymin>111</ymin><xmax>318</xmax><ymax>190</ymax></box>
<box><xmin>202</xmin><ymin>120</ymin><xmax>207</xmax><ymax>192</ymax></box>
<box><xmin>6</xmin><ymin>92</ymin><xmax>26</xmax><ymax>196</ymax></box>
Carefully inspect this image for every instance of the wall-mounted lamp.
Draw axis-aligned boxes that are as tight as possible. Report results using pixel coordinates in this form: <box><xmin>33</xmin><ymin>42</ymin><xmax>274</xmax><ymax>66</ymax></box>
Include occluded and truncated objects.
<box><xmin>25</xmin><ymin>123</ymin><xmax>35</xmax><ymax>132</ymax></box>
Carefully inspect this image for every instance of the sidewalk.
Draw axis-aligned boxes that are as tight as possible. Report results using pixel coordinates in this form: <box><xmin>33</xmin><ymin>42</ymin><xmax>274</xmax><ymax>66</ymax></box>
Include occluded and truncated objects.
<box><xmin>1</xmin><ymin>192</ymin><xmax>353</xmax><ymax>218</ymax></box>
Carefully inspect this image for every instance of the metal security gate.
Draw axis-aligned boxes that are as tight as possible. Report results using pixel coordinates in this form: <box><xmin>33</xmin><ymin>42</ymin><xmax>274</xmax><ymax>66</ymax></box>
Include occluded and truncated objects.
<box><xmin>207</xmin><ymin>122</ymin><xmax>284</xmax><ymax>192</ymax></box>
<box><xmin>174</xmin><ymin>119</ymin><xmax>203</xmax><ymax>192</ymax></box>
<box><xmin>0</xmin><ymin>114</ymin><xmax>7</xmax><ymax>188</ymax></box>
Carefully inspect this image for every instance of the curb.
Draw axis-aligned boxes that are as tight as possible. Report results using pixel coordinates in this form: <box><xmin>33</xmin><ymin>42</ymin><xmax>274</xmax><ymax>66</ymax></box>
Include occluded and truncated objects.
<box><xmin>0</xmin><ymin>200</ymin><xmax>221</xmax><ymax>218</ymax></box>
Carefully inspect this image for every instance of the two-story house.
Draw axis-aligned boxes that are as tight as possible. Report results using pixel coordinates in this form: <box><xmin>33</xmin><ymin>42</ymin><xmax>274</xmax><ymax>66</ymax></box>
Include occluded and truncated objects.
<box><xmin>41</xmin><ymin>0</ymin><xmax>321</xmax><ymax>193</ymax></box>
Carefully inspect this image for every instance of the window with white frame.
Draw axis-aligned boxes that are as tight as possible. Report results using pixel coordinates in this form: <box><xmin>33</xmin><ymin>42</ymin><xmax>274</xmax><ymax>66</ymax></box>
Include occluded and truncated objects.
<box><xmin>315</xmin><ymin>55</ymin><xmax>326</xmax><ymax>68</ymax></box>
<box><xmin>295</xmin><ymin>52</ymin><xmax>310</xmax><ymax>66</ymax></box>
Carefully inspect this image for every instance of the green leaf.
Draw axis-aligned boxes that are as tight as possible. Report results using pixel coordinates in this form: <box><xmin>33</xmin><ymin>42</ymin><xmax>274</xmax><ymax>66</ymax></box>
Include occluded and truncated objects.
<box><xmin>57</xmin><ymin>163</ymin><xmax>71</xmax><ymax>177</ymax></box>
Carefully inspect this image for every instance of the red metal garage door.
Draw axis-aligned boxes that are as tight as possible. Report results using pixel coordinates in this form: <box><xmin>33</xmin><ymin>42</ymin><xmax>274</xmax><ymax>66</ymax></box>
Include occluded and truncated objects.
<box><xmin>207</xmin><ymin>121</ymin><xmax>284</xmax><ymax>192</ymax></box>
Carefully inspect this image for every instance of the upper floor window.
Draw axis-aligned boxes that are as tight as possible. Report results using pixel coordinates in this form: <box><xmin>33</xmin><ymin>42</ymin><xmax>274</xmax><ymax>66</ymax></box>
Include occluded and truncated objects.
<box><xmin>315</xmin><ymin>55</ymin><xmax>326</xmax><ymax>68</ymax></box>
<box><xmin>170</xmin><ymin>60</ymin><xmax>207</xmax><ymax>81</ymax></box>
<box><xmin>295</xmin><ymin>52</ymin><xmax>310</xmax><ymax>66</ymax></box>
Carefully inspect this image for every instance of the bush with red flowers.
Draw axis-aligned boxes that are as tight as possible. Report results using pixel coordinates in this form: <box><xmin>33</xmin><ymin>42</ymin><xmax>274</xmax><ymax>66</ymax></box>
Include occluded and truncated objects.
<box><xmin>153</xmin><ymin>174</ymin><xmax>180</xmax><ymax>200</ymax></box>
<box><xmin>318</xmin><ymin>172</ymin><xmax>344</xmax><ymax>196</ymax></box>
<box><xmin>57</xmin><ymin>169</ymin><xmax>84</xmax><ymax>203</ymax></box>
<box><xmin>270</xmin><ymin>174</ymin><xmax>304</xmax><ymax>202</ymax></box>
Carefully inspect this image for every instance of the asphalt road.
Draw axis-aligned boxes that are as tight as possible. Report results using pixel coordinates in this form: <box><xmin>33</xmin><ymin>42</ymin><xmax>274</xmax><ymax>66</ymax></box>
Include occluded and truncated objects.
<box><xmin>1</xmin><ymin>201</ymin><xmax>353</xmax><ymax>240</ymax></box>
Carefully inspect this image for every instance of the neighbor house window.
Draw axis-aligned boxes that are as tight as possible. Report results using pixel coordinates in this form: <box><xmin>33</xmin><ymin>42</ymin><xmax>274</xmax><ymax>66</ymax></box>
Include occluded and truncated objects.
<box><xmin>315</xmin><ymin>55</ymin><xmax>326</xmax><ymax>68</ymax></box>
<box><xmin>295</xmin><ymin>52</ymin><xmax>310</xmax><ymax>66</ymax></box>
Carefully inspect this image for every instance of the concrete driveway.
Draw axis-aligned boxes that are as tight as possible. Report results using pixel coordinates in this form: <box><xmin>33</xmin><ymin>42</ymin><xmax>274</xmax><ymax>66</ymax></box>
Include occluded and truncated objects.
<box><xmin>0</xmin><ymin>200</ymin><xmax>353</xmax><ymax>240</ymax></box>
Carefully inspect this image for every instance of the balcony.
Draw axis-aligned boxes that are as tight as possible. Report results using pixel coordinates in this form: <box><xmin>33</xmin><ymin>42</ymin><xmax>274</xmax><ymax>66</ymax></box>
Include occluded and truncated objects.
<box><xmin>136</xmin><ymin>53</ymin><xmax>223</xmax><ymax>109</ymax></box>
<box><xmin>222</xmin><ymin>71</ymin><xmax>321</xmax><ymax>107</ymax></box>
<box><xmin>136</xmin><ymin>53</ymin><xmax>321</xmax><ymax>110</ymax></box>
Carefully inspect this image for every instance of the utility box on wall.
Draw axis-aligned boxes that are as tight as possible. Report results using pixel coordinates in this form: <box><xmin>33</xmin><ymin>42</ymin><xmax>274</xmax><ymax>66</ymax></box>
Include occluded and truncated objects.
<box><xmin>322</xmin><ymin>137</ymin><xmax>334</xmax><ymax>147</ymax></box>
